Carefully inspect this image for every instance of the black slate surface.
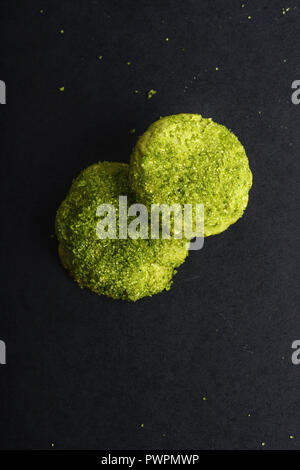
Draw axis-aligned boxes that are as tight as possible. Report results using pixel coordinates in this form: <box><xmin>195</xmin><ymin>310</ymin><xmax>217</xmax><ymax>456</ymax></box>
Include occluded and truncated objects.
<box><xmin>1</xmin><ymin>0</ymin><xmax>300</xmax><ymax>450</ymax></box>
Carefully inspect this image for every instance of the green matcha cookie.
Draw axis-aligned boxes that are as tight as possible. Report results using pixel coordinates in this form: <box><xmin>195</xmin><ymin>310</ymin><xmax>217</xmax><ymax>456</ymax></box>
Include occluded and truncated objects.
<box><xmin>129</xmin><ymin>114</ymin><xmax>252</xmax><ymax>236</ymax></box>
<box><xmin>55</xmin><ymin>162</ymin><xmax>188</xmax><ymax>301</ymax></box>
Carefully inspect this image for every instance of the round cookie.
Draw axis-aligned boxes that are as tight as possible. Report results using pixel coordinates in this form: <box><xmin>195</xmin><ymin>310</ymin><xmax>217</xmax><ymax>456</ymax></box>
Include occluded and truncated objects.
<box><xmin>55</xmin><ymin>162</ymin><xmax>188</xmax><ymax>301</ymax></box>
<box><xmin>129</xmin><ymin>114</ymin><xmax>252</xmax><ymax>237</ymax></box>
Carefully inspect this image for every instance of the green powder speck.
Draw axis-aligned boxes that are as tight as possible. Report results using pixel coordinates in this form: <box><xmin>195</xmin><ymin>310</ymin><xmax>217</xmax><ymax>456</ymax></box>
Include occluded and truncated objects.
<box><xmin>202</xmin><ymin>396</ymin><xmax>207</xmax><ymax>401</ymax></box>
<box><xmin>248</xmin><ymin>16</ymin><xmax>252</xmax><ymax>20</ymax></box>
<box><xmin>261</xmin><ymin>442</ymin><xmax>266</xmax><ymax>447</ymax></box>
<box><xmin>40</xmin><ymin>9</ymin><xmax>44</xmax><ymax>14</ymax></box>
<box><xmin>59</xmin><ymin>86</ymin><xmax>64</xmax><ymax>92</ymax></box>
<box><xmin>127</xmin><ymin>61</ymin><xmax>131</xmax><ymax>65</ymax></box>
<box><xmin>130</xmin><ymin>128</ymin><xmax>136</xmax><ymax>134</ymax></box>
<box><xmin>165</xmin><ymin>37</ymin><xmax>169</xmax><ymax>41</ymax></box>
<box><xmin>60</xmin><ymin>29</ymin><xmax>65</xmax><ymax>34</ymax></box>
<box><xmin>141</xmin><ymin>424</ymin><xmax>144</xmax><ymax>428</ymax></box>
<box><xmin>134</xmin><ymin>90</ymin><xmax>139</xmax><ymax>94</ymax></box>
<box><xmin>290</xmin><ymin>435</ymin><xmax>294</xmax><ymax>439</ymax></box>
<box><xmin>147</xmin><ymin>89</ymin><xmax>157</xmax><ymax>99</ymax></box>
<box><xmin>98</xmin><ymin>55</ymin><xmax>103</xmax><ymax>60</ymax></box>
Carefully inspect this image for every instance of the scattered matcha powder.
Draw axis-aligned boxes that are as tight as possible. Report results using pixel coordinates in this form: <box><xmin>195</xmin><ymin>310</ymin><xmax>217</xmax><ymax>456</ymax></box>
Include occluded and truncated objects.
<box><xmin>134</xmin><ymin>89</ymin><xmax>139</xmax><ymax>94</ymax></box>
<box><xmin>248</xmin><ymin>16</ymin><xmax>252</xmax><ymax>20</ymax></box>
<box><xmin>290</xmin><ymin>435</ymin><xmax>294</xmax><ymax>439</ymax></box>
<box><xmin>127</xmin><ymin>61</ymin><xmax>131</xmax><ymax>66</ymax></box>
<box><xmin>202</xmin><ymin>396</ymin><xmax>207</xmax><ymax>401</ymax></box>
<box><xmin>165</xmin><ymin>37</ymin><xmax>169</xmax><ymax>41</ymax></box>
<box><xmin>51</xmin><ymin>443</ymin><xmax>55</xmax><ymax>448</ymax></box>
<box><xmin>261</xmin><ymin>442</ymin><xmax>266</xmax><ymax>447</ymax></box>
<box><xmin>98</xmin><ymin>55</ymin><xmax>103</xmax><ymax>60</ymax></box>
<box><xmin>147</xmin><ymin>89</ymin><xmax>157</xmax><ymax>99</ymax></box>
<box><xmin>241</xmin><ymin>3</ymin><xmax>245</xmax><ymax>7</ymax></box>
<box><xmin>40</xmin><ymin>9</ymin><xmax>44</xmax><ymax>14</ymax></box>
<box><xmin>216</xmin><ymin>66</ymin><xmax>219</xmax><ymax>71</ymax></box>
<box><xmin>60</xmin><ymin>29</ymin><xmax>65</xmax><ymax>34</ymax></box>
<box><xmin>130</xmin><ymin>128</ymin><xmax>136</xmax><ymax>134</ymax></box>
<box><xmin>59</xmin><ymin>86</ymin><xmax>64</xmax><ymax>92</ymax></box>
<box><xmin>140</xmin><ymin>424</ymin><xmax>144</xmax><ymax>428</ymax></box>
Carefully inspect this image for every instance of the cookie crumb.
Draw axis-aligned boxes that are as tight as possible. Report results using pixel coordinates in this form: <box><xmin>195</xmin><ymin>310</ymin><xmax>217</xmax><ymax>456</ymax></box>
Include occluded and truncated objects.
<box><xmin>147</xmin><ymin>89</ymin><xmax>157</xmax><ymax>99</ymax></box>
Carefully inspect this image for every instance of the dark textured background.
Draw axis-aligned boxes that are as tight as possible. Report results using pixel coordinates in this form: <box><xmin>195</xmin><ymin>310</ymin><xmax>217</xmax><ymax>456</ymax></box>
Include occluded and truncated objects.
<box><xmin>1</xmin><ymin>0</ymin><xmax>300</xmax><ymax>450</ymax></box>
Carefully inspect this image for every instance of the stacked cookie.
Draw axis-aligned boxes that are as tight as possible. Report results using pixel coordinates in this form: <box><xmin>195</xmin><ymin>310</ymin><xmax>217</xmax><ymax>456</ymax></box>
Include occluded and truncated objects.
<box><xmin>55</xmin><ymin>114</ymin><xmax>252</xmax><ymax>301</ymax></box>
